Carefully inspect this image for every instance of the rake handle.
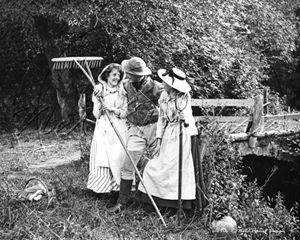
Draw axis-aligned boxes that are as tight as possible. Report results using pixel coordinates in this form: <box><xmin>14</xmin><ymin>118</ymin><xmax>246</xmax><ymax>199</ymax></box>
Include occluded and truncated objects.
<box><xmin>96</xmin><ymin>91</ymin><xmax>167</xmax><ymax>227</ymax></box>
<box><xmin>51</xmin><ymin>57</ymin><xmax>166</xmax><ymax>226</ymax></box>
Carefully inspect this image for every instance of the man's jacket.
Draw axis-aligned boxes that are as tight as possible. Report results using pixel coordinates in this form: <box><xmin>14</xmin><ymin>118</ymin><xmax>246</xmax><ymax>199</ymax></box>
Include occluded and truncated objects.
<box><xmin>124</xmin><ymin>77</ymin><xmax>164</xmax><ymax>126</ymax></box>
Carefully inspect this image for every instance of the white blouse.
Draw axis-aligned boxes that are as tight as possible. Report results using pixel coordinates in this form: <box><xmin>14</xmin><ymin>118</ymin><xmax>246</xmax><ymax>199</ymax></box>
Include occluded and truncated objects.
<box><xmin>92</xmin><ymin>82</ymin><xmax>127</xmax><ymax>119</ymax></box>
<box><xmin>156</xmin><ymin>91</ymin><xmax>198</xmax><ymax>139</ymax></box>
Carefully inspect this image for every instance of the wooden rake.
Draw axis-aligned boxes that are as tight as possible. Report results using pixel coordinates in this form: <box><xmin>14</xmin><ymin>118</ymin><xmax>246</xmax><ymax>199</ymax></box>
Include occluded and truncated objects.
<box><xmin>52</xmin><ymin>57</ymin><xmax>102</xmax><ymax>132</ymax></box>
<box><xmin>51</xmin><ymin>56</ymin><xmax>167</xmax><ymax>227</ymax></box>
<box><xmin>52</xmin><ymin>56</ymin><xmax>103</xmax><ymax>69</ymax></box>
<box><xmin>52</xmin><ymin>56</ymin><xmax>103</xmax><ymax>83</ymax></box>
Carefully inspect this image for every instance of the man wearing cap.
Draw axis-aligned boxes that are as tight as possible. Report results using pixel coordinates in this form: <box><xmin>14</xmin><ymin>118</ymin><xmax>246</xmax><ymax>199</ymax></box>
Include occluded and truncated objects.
<box><xmin>107</xmin><ymin>57</ymin><xmax>164</xmax><ymax>213</ymax></box>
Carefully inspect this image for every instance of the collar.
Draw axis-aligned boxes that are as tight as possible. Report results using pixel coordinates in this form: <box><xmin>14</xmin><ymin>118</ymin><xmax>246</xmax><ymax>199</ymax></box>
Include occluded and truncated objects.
<box><xmin>131</xmin><ymin>76</ymin><xmax>149</xmax><ymax>91</ymax></box>
<box><xmin>139</xmin><ymin>76</ymin><xmax>149</xmax><ymax>86</ymax></box>
<box><xmin>166</xmin><ymin>92</ymin><xmax>176</xmax><ymax>101</ymax></box>
<box><xmin>105</xmin><ymin>83</ymin><xmax>119</xmax><ymax>93</ymax></box>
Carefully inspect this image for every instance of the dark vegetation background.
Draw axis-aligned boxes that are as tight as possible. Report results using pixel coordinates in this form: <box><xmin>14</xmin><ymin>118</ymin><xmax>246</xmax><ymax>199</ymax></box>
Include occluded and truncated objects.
<box><xmin>1</xmin><ymin>0</ymin><xmax>300</xmax><ymax>133</ymax></box>
<box><xmin>1</xmin><ymin>1</ymin><xmax>300</xmax><ymax>239</ymax></box>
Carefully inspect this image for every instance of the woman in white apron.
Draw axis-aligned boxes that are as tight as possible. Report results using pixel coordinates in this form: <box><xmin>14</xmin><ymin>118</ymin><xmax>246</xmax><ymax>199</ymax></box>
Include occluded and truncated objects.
<box><xmin>138</xmin><ymin>68</ymin><xmax>198</xmax><ymax>212</ymax></box>
<box><xmin>87</xmin><ymin>63</ymin><xmax>128</xmax><ymax>195</ymax></box>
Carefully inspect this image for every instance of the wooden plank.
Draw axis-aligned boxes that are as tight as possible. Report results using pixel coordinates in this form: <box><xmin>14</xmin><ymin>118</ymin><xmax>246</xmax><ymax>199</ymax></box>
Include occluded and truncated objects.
<box><xmin>194</xmin><ymin>113</ymin><xmax>300</xmax><ymax>123</ymax></box>
<box><xmin>229</xmin><ymin>129</ymin><xmax>300</xmax><ymax>142</ymax></box>
<box><xmin>191</xmin><ymin>98</ymin><xmax>254</xmax><ymax>107</ymax></box>
<box><xmin>228</xmin><ymin>133</ymin><xmax>249</xmax><ymax>142</ymax></box>
<box><xmin>264</xmin><ymin>113</ymin><xmax>300</xmax><ymax>121</ymax></box>
<box><xmin>194</xmin><ymin>116</ymin><xmax>250</xmax><ymax>122</ymax></box>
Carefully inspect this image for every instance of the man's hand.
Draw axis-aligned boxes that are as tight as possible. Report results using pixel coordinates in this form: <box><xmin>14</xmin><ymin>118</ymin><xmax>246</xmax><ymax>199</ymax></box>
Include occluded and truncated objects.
<box><xmin>103</xmin><ymin>105</ymin><xmax>116</xmax><ymax>112</ymax></box>
<box><xmin>102</xmin><ymin>105</ymin><xmax>120</xmax><ymax>116</ymax></box>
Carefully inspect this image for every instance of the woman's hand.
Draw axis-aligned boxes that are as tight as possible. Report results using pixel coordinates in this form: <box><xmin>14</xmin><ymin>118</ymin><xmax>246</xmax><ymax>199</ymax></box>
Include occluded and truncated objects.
<box><xmin>178</xmin><ymin>111</ymin><xmax>187</xmax><ymax>121</ymax></box>
<box><xmin>178</xmin><ymin>111</ymin><xmax>189</xmax><ymax>127</ymax></box>
<box><xmin>93</xmin><ymin>84</ymin><xmax>103</xmax><ymax>98</ymax></box>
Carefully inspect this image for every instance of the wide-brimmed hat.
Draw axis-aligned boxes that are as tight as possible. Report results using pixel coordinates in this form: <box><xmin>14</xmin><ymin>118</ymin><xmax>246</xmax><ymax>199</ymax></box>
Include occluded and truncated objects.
<box><xmin>121</xmin><ymin>57</ymin><xmax>152</xmax><ymax>76</ymax></box>
<box><xmin>98</xmin><ymin>63</ymin><xmax>124</xmax><ymax>83</ymax></box>
<box><xmin>157</xmin><ymin>68</ymin><xmax>191</xmax><ymax>93</ymax></box>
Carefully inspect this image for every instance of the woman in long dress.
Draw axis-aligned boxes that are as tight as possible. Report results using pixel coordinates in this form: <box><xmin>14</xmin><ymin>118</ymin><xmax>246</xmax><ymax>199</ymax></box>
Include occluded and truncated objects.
<box><xmin>138</xmin><ymin>68</ymin><xmax>198</xmax><ymax>211</ymax></box>
<box><xmin>87</xmin><ymin>63</ymin><xmax>128</xmax><ymax>194</ymax></box>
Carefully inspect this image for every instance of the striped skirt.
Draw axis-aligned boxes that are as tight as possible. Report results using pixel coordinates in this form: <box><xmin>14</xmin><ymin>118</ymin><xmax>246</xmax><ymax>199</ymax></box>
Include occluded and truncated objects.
<box><xmin>86</xmin><ymin>115</ymin><xmax>127</xmax><ymax>193</ymax></box>
<box><xmin>87</xmin><ymin>166</ymin><xmax>120</xmax><ymax>193</ymax></box>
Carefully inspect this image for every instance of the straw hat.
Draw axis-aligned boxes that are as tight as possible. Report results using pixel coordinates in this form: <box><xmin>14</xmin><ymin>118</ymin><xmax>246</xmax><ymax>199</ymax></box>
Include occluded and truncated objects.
<box><xmin>157</xmin><ymin>68</ymin><xmax>191</xmax><ymax>93</ymax></box>
<box><xmin>121</xmin><ymin>57</ymin><xmax>152</xmax><ymax>76</ymax></box>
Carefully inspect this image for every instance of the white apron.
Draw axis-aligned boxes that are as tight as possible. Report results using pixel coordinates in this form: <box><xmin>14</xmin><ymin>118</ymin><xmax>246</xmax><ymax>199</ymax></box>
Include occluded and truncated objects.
<box><xmin>90</xmin><ymin>113</ymin><xmax>127</xmax><ymax>185</ymax></box>
<box><xmin>87</xmin><ymin>83</ymin><xmax>128</xmax><ymax>192</ymax></box>
<box><xmin>138</xmin><ymin>90</ymin><xmax>196</xmax><ymax>200</ymax></box>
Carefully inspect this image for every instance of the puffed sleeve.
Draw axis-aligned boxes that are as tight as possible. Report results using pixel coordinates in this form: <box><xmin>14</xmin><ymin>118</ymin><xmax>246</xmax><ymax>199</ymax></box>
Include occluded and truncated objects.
<box><xmin>182</xmin><ymin>94</ymin><xmax>198</xmax><ymax>136</ymax></box>
<box><xmin>156</xmin><ymin>91</ymin><xmax>168</xmax><ymax>139</ymax></box>
<box><xmin>92</xmin><ymin>95</ymin><xmax>103</xmax><ymax>119</ymax></box>
<box><xmin>153</xmin><ymin>80</ymin><xmax>164</xmax><ymax>101</ymax></box>
<box><xmin>92</xmin><ymin>84</ymin><xmax>103</xmax><ymax>119</ymax></box>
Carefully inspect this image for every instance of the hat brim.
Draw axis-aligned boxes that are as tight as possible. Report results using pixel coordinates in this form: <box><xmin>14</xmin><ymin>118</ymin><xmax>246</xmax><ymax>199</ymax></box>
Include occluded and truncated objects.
<box><xmin>157</xmin><ymin>69</ymin><xmax>191</xmax><ymax>93</ymax></box>
<box><xmin>121</xmin><ymin>59</ymin><xmax>152</xmax><ymax>76</ymax></box>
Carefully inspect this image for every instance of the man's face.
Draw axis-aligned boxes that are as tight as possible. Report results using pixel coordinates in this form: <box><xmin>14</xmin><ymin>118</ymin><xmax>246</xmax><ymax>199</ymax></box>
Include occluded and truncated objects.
<box><xmin>126</xmin><ymin>72</ymin><xmax>144</xmax><ymax>83</ymax></box>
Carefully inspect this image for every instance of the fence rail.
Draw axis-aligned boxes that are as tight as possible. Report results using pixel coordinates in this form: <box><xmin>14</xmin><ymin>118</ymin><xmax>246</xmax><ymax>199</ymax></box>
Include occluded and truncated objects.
<box><xmin>191</xmin><ymin>94</ymin><xmax>300</xmax><ymax>146</ymax></box>
<box><xmin>191</xmin><ymin>98</ymin><xmax>254</xmax><ymax>107</ymax></box>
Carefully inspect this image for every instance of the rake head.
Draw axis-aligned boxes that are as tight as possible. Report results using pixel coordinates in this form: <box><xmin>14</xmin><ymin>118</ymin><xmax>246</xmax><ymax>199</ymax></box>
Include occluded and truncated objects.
<box><xmin>52</xmin><ymin>56</ymin><xmax>103</xmax><ymax>69</ymax></box>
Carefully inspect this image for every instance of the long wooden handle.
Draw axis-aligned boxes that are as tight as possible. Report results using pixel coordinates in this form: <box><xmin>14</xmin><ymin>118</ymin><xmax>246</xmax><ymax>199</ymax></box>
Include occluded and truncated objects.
<box><xmin>52</xmin><ymin>58</ymin><xmax>167</xmax><ymax>226</ymax></box>
<box><xmin>177</xmin><ymin>121</ymin><xmax>183</xmax><ymax>226</ymax></box>
<box><xmin>104</xmin><ymin>110</ymin><xmax>166</xmax><ymax>226</ymax></box>
<box><xmin>85</xmin><ymin>61</ymin><xmax>166</xmax><ymax>226</ymax></box>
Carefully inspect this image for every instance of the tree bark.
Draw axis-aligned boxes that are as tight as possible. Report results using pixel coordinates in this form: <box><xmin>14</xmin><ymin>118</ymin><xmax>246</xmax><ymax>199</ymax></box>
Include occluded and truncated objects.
<box><xmin>33</xmin><ymin>16</ymin><xmax>78</xmax><ymax>131</ymax></box>
<box><xmin>43</xmin><ymin>41</ymin><xmax>78</xmax><ymax>130</ymax></box>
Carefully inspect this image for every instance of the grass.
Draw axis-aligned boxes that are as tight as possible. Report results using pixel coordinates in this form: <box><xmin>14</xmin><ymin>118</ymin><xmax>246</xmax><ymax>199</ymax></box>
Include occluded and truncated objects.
<box><xmin>0</xmin><ymin>130</ymin><xmax>211</xmax><ymax>240</ymax></box>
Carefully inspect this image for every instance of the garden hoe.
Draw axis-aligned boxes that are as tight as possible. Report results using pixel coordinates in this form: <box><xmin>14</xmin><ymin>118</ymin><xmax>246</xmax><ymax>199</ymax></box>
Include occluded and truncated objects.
<box><xmin>51</xmin><ymin>56</ymin><xmax>167</xmax><ymax>227</ymax></box>
<box><xmin>175</xmin><ymin>95</ymin><xmax>189</xmax><ymax>226</ymax></box>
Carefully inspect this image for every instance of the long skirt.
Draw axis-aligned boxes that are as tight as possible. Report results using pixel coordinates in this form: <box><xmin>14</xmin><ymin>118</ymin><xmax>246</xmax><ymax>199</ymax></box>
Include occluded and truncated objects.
<box><xmin>139</xmin><ymin>135</ymin><xmax>208</xmax><ymax>210</ymax></box>
<box><xmin>191</xmin><ymin>135</ymin><xmax>208</xmax><ymax>211</ymax></box>
<box><xmin>87</xmin><ymin>114</ymin><xmax>127</xmax><ymax>193</ymax></box>
<box><xmin>138</xmin><ymin>122</ymin><xmax>195</xmax><ymax>208</ymax></box>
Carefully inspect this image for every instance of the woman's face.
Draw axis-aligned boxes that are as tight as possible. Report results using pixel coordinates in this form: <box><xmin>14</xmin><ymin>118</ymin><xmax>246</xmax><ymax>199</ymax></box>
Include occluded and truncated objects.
<box><xmin>107</xmin><ymin>68</ymin><xmax>121</xmax><ymax>87</ymax></box>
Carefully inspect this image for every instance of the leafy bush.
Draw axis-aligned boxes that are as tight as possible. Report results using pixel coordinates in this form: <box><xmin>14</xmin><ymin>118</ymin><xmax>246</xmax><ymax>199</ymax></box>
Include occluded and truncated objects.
<box><xmin>201</xmin><ymin>124</ymin><xmax>300</xmax><ymax>239</ymax></box>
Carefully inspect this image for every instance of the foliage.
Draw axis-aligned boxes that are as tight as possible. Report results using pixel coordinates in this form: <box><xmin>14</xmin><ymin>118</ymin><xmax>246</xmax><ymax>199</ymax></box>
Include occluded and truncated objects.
<box><xmin>201</xmin><ymin>124</ymin><xmax>300</xmax><ymax>239</ymax></box>
<box><xmin>0</xmin><ymin>1</ymin><xmax>60</xmax><ymax>131</ymax></box>
<box><xmin>280</xmin><ymin>134</ymin><xmax>300</xmax><ymax>158</ymax></box>
<box><xmin>1</xmin><ymin>0</ymin><xmax>300</xmax><ymax>131</ymax></box>
<box><xmin>77</xmin><ymin>0</ymin><xmax>298</xmax><ymax>100</ymax></box>
<box><xmin>263</xmin><ymin>0</ymin><xmax>300</xmax><ymax>109</ymax></box>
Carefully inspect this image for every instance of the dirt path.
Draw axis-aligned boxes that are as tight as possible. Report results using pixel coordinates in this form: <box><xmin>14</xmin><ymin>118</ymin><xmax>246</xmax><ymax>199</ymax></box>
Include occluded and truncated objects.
<box><xmin>1</xmin><ymin>131</ymin><xmax>90</xmax><ymax>178</ymax></box>
<box><xmin>27</xmin><ymin>144</ymin><xmax>81</xmax><ymax>170</ymax></box>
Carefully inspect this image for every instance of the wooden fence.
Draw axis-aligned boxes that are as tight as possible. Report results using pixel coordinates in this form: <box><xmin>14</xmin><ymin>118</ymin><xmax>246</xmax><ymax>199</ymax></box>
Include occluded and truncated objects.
<box><xmin>191</xmin><ymin>93</ymin><xmax>300</xmax><ymax>148</ymax></box>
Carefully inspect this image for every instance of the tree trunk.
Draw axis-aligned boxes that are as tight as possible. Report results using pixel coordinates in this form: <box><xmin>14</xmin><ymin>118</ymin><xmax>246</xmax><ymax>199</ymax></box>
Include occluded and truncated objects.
<box><xmin>32</xmin><ymin>15</ymin><xmax>78</xmax><ymax>131</ymax></box>
<box><xmin>44</xmin><ymin>41</ymin><xmax>78</xmax><ymax>131</ymax></box>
